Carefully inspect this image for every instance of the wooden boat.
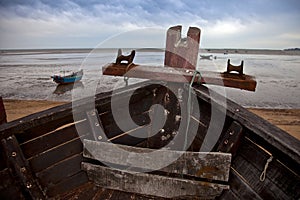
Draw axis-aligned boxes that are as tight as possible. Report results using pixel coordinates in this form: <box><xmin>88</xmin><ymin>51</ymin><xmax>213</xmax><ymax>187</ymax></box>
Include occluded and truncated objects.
<box><xmin>1</xmin><ymin>80</ymin><xmax>299</xmax><ymax>199</ymax></box>
<box><xmin>51</xmin><ymin>69</ymin><xmax>83</xmax><ymax>84</ymax></box>
<box><xmin>0</xmin><ymin>26</ymin><xmax>299</xmax><ymax>199</ymax></box>
<box><xmin>199</xmin><ymin>55</ymin><xmax>213</xmax><ymax>60</ymax></box>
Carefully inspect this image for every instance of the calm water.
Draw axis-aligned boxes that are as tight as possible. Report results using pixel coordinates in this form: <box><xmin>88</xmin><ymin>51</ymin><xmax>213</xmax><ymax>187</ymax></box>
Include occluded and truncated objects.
<box><xmin>0</xmin><ymin>49</ymin><xmax>299</xmax><ymax>108</ymax></box>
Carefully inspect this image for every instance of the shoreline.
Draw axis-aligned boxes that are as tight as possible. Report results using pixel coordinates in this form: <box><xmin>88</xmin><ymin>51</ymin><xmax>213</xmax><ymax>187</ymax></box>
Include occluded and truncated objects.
<box><xmin>2</xmin><ymin>99</ymin><xmax>299</xmax><ymax>141</ymax></box>
<box><xmin>1</xmin><ymin>48</ymin><xmax>300</xmax><ymax>56</ymax></box>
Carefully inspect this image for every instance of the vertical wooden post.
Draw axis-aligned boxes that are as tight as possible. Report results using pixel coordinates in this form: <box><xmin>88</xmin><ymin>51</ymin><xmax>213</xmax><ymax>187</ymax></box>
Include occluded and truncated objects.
<box><xmin>164</xmin><ymin>25</ymin><xmax>201</xmax><ymax>70</ymax></box>
<box><xmin>0</xmin><ymin>97</ymin><xmax>7</xmax><ymax>124</ymax></box>
<box><xmin>1</xmin><ymin>135</ymin><xmax>46</xmax><ymax>199</ymax></box>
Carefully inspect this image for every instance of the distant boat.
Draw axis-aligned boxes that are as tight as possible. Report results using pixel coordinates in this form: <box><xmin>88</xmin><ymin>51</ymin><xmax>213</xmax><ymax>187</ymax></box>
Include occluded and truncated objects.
<box><xmin>199</xmin><ymin>55</ymin><xmax>213</xmax><ymax>60</ymax></box>
<box><xmin>51</xmin><ymin>69</ymin><xmax>83</xmax><ymax>84</ymax></box>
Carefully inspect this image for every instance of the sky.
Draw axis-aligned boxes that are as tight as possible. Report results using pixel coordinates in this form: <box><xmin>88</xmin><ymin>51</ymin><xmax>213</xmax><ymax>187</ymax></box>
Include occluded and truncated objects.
<box><xmin>0</xmin><ymin>0</ymin><xmax>300</xmax><ymax>49</ymax></box>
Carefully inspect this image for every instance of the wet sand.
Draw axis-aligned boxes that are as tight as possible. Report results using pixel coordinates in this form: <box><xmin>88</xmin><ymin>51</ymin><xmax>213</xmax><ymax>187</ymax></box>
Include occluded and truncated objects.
<box><xmin>2</xmin><ymin>99</ymin><xmax>300</xmax><ymax>140</ymax></box>
<box><xmin>3</xmin><ymin>99</ymin><xmax>66</xmax><ymax>122</ymax></box>
<box><xmin>248</xmin><ymin>108</ymin><xmax>300</xmax><ymax>140</ymax></box>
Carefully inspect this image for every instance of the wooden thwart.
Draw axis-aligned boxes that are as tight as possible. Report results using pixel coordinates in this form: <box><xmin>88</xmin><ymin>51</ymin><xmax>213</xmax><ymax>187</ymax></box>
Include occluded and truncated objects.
<box><xmin>83</xmin><ymin>139</ymin><xmax>231</xmax><ymax>182</ymax></box>
<box><xmin>103</xmin><ymin>63</ymin><xmax>257</xmax><ymax>91</ymax></box>
<box><xmin>82</xmin><ymin>162</ymin><xmax>229</xmax><ymax>199</ymax></box>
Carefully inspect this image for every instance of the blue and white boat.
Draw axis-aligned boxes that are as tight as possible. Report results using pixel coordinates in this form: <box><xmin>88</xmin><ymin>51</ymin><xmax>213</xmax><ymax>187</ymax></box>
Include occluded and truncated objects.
<box><xmin>51</xmin><ymin>69</ymin><xmax>83</xmax><ymax>84</ymax></box>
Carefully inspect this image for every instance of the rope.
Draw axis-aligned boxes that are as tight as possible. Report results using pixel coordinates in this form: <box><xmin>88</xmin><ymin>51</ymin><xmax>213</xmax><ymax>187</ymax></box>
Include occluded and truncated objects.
<box><xmin>183</xmin><ymin>70</ymin><xmax>202</xmax><ymax>151</ymax></box>
<box><xmin>124</xmin><ymin>76</ymin><xmax>129</xmax><ymax>86</ymax></box>
<box><xmin>260</xmin><ymin>156</ymin><xmax>273</xmax><ymax>182</ymax></box>
<box><xmin>124</xmin><ymin>62</ymin><xmax>133</xmax><ymax>87</ymax></box>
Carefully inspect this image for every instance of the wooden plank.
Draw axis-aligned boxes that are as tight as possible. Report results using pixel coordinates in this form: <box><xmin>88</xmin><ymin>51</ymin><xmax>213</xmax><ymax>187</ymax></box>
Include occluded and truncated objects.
<box><xmin>36</xmin><ymin>154</ymin><xmax>84</xmax><ymax>186</ymax></box>
<box><xmin>188</xmin><ymin>116</ymin><xmax>208</xmax><ymax>152</ymax></box>
<box><xmin>19</xmin><ymin>115</ymin><xmax>75</xmax><ymax>143</ymax></box>
<box><xmin>98</xmin><ymin>89</ymin><xmax>155</xmax><ymax>127</ymax></box>
<box><xmin>0</xmin><ymin>80</ymin><xmax>162</xmax><ymax>141</ymax></box>
<box><xmin>82</xmin><ymin>162</ymin><xmax>228</xmax><ymax>199</ymax></box>
<box><xmin>192</xmin><ymin>84</ymin><xmax>300</xmax><ymax>174</ymax></box>
<box><xmin>236</xmin><ymin>137</ymin><xmax>300</xmax><ymax>199</ymax></box>
<box><xmin>103</xmin><ymin>112</ymin><xmax>151</xmax><ymax>139</ymax></box>
<box><xmin>232</xmin><ymin>152</ymin><xmax>291</xmax><ymax>199</ymax></box>
<box><xmin>1</xmin><ymin>135</ymin><xmax>45</xmax><ymax>199</ymax></box>
<box><xmin>57</xmin><ymin>182</ymin><xmax>102</xmax><ymax>200</ymax></box>
<box><xmin>46</xmin><ymin>171</ymin><xmax>89</xmax><ymax>197</ymax></box>
<box><xmin>108</xmin><ymin>125</ymin><xmax>149</xmax><ymax>146</ymax></box>
<box><xmin>59</xmin><ymin>183</ymin><xmax>101</xmax><ymax>200</ymax></box>
<box><xmin>83</xmin><ymin>140</ymin><xmax>231</xmax><ymax>182</ymax></box>
<box><xmin>103</xmin><ymin>63</ymin><xmax>257</xmax><ymax>91</ymax></box>
<box><xmin>218</xmin><ymin>169</ymin><xmax>263</xmax><ymax>200</ymax></box>
<box><xmin>29</xmin><ymin>138</ymin><xmax>83</xmax><ymax>172</ymax></box>
<box><xmin>86</xmin><ymin>110</ymin><xmax>150</xmax><ymax>146</ymax></box>
<box><xmin>20</xmin><ymin>121</ymin><xmax>87</xmax><ymax>158</ymax></box>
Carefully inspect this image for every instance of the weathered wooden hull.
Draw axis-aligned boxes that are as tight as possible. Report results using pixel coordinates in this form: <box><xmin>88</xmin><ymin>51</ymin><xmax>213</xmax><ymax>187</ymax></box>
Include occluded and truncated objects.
<box><xmin>0</xmin><ymin>81</ymin><xmax>299</xmax><ymax>199</ymax></box>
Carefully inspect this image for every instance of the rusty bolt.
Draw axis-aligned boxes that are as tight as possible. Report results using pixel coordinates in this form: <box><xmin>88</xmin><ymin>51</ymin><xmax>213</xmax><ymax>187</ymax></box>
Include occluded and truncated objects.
<box><xmin>11</xmin><ymin>152</ymin><xmax>17</xmax><ymax>157</ymax></box>
<box><xmin>26</xmin><ymin>182</ymin><xmax>32</xmax><ymax>189</ymax></box>
<box><xmin>224</xmin><ymin>139</ymin><xmax>229</xmax><ymax>145</ymax></box>
<box><xmin>95</xmin><ymin>122</ymin><xmax>99</xmax><ymax>126</ymax></box>
<box><xmin>97</xmin><ymin>136</ymin><xmax>102</xmax><ymax>140</ymax></box>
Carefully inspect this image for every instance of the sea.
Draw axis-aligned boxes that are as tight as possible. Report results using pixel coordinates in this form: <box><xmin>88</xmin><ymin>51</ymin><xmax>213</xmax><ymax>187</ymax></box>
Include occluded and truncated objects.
<box><xmin>0</xmin><ymin>48</ymin><xmax>299</xmax><ymax>109</ymax></box>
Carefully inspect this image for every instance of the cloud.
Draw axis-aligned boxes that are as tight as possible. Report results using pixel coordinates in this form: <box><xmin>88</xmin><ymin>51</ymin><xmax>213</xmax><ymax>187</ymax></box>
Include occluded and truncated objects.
<box><xmin>0</xmin><ymin>0</ymin><xmax>299</xmax><ymax>49</ymax></box>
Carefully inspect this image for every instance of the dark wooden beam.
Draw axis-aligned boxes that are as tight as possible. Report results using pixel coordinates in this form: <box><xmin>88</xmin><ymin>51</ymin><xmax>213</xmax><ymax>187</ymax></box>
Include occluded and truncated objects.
<box><xmin>1</xmin><ymin>135</ymin><xmax>45</xmax><ymax>199</ymax></box>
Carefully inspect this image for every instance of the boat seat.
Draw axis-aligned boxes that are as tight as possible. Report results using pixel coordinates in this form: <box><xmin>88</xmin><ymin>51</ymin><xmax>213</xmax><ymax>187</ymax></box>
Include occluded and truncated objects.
<box><xmin>81</xmin><ymin>140</ymin><xmax>231</xmax><ymax>199</ymax></box>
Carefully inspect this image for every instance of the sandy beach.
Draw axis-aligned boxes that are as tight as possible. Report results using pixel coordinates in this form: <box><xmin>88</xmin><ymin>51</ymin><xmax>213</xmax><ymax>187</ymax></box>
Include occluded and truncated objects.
<box><xmin>2</xmin><ymin>99</ymin><xmax>299</xmax><ymax>141</ymax></box>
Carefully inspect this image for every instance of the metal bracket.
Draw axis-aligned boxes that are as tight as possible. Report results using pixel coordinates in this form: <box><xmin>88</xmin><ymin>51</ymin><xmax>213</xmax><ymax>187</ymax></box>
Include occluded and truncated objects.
<box><xmin>1</xmin><ymin>135</ymin><xmax>46</xmax><ymax>199</ymax></box>
<box><xmin>86</xmin><ymin>109</ymin><xmax>107</xmax><ymax>141</ymax></box>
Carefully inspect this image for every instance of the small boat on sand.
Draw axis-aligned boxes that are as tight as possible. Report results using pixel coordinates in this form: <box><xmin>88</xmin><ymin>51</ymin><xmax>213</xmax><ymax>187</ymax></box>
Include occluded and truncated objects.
<box><xmin>51</xmin><ymin>69</ymin><xmax>83</xmax><ymax>84</ymax></box>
